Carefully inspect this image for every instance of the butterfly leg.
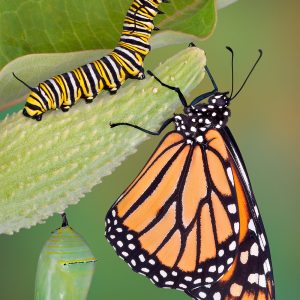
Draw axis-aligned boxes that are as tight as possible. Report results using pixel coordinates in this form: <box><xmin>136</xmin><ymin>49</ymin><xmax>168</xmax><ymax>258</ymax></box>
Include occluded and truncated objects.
<box><xmin>147</xmin><ymin>70</ymin><xmax>188</xmax><ymax>107</ymax></box>
<box><xmin>110</xmin><ymin>117</ymin><xmax>174</xmax><ymax>136</ymax></box>
<box><xmin>190</xmin><ymin>65</ymin><xmax>219</xmax><ymax>106</ymax></box>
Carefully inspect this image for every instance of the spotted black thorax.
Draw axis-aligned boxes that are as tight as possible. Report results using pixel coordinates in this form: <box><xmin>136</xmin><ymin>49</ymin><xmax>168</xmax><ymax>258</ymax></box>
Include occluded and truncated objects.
<box><xmin>174</xmin><ymin>92</ymin><xmax>231</xmax><ymax>144</ymax></box>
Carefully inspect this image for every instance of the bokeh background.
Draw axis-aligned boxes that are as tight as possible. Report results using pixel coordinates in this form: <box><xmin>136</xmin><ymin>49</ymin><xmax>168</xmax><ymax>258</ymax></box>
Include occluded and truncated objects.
<box><xmin>1</xmin><ymin>0</ymin><xmax>299</xmax><ymax>299</ymax></box>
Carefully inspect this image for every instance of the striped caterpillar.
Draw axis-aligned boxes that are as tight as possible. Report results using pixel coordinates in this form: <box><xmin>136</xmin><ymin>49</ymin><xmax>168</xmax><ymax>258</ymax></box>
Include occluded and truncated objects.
<box><xmin>14</xmin><ymin>0</ymin><xmax>167</xmax><ymax>121</ymax></box>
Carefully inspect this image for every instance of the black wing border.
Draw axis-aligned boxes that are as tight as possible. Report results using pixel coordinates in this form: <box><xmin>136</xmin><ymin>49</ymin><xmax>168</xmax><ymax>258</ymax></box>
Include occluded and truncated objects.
<box><xmin>220</xmin><ymin>126</ymin><xmax>275</xmax><ymax>298</ymax></box>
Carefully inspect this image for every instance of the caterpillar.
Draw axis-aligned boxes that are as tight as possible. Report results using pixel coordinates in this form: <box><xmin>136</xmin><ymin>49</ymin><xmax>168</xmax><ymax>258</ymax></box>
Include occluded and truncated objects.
<box><xmin>35</xmin><ymin>213</ymin><xmax>96</xmax><ymax>300</ymax></box>
<box><xmin>14</xmin><ymin>0</ymin><xmax>167</xmax><ymax>121</ymax></box>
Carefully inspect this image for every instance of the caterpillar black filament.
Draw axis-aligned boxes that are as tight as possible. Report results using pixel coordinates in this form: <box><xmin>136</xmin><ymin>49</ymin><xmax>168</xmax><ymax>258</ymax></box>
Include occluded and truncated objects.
<box><xmin>14</xmin><ymin>0</ymin><xmax>167</xmax><ymax>121</ymax></box>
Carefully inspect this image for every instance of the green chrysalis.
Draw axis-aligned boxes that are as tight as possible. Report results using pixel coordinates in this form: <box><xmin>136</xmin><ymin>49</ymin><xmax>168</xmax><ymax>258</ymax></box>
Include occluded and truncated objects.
<box><xmin>35</xmin><ymin>213</ymin><xmax>96</xmax><ymax>300</ymax></box>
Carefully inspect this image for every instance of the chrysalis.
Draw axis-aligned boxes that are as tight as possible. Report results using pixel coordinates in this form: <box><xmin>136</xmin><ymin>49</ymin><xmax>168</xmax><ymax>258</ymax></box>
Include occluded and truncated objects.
<box><xmin>35</xmin><ymin>213</ymin><xmax>96</xmax><ymax>300</ymax></box>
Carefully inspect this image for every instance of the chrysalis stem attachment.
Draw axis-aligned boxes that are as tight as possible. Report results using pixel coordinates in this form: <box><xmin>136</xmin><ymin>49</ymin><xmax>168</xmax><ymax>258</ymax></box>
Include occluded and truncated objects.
<box><xmin>61</xmin><ymin>212</ymin><xmax>69</xmax><ymax>227</ymax></box>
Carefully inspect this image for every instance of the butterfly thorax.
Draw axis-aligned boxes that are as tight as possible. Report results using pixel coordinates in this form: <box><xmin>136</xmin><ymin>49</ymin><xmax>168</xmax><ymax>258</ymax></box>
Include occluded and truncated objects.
<box><xmin>174</xmin><ymin>93</ymin><xmax>231</xmax><ymax>144</ymax></box>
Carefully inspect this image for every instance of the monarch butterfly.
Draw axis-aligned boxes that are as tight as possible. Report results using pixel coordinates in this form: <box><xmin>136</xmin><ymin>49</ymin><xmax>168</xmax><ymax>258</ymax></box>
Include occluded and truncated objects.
<box><xmin>35</xmin><ymin>213</ymin><xmax>96</xmax><ymax>300</ymax></box>
<box><xmin>105</xmin><ymin>46</ymin><xmax>275</xmax><ymax>299</ymax></box>
<box><xmin>13</xmin><ymin>0</ymin><xmax>167</xmax><ymax>121</ymax></box>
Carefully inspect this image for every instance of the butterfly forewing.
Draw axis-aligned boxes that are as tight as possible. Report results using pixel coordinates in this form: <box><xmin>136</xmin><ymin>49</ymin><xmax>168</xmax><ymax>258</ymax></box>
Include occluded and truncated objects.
<box><xmin>105</xmin><ymin>129</ymin><xmax>244</xmax><ymax>292</ymax></box>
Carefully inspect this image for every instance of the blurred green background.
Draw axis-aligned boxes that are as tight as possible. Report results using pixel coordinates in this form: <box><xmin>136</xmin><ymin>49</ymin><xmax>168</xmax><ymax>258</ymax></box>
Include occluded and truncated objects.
<box><xmin>0</xmin><ymin>0</ymin><xmax>299</xmax><ymax>299</ymax></box>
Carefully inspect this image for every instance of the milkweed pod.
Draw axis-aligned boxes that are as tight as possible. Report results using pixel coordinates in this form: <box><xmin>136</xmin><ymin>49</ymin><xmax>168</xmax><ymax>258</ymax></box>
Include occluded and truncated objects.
<box><xmin>35</xmin><ymin>213</ymin><xmax>96</xmax><ymax>300</ymax></box>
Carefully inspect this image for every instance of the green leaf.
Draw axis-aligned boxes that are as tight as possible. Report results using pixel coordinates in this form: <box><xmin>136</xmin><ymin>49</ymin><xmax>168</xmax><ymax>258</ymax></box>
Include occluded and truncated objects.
<box><xmin>217</xmin><ymin>0</ymin><xmax>238</xmax><ymax>9</ymax></box>
<box><xmin>157</xmin><ymin>0</ymin><xmax>216</xmax><ymax>38</ymax></box>
<box><xmin>0</xmin><ymin>0</ymin><xmax>217</xmax><ymax>69</ymax></box>
<box><xmin>0</xmin><ymin>47</ymin><xmax>206</xmax><ymax>234</ymax></box>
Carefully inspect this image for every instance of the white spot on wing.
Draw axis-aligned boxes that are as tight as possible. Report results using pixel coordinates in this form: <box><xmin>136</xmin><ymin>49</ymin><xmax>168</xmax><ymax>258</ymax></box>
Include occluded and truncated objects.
<box><xmin>139</xmin><ymin>254</ymin><xmax>145</xmax><ymax>262</ymax></box>
<box><xmin>248</xmin><ymin>273</ymin><xmax>259</xmax><ymax>284</ymax></box>
<box><xmin>128</xmin><ymin>244</ymin><xmax>135</xmax><ymax>250</ymax></box>
<box><xmin>229</xmin><ymin>241</ymin><xmax>237</xmax><ymax>251</ymax></box>
<box><xmin>213</xmin><ymin>292</ymin><xmax>221</xmax><ymax>300</ymax></box>
<box><xmin>248</xmin><ymin>219</ymin><xmax>257</xmax><ymax>233</ymax></box>
<box><xmin>184</xmin><ymin>276</ymin><xmax>192</xmax><ymax>281</ymax></box>
<box><xmin>250</xmin><ymin>243</ymin><xmax>259</xmax><ymax>256</ymax></box>
<box><xmin>227</xmin><ymin>257</ymin><xmax>234</xmax><ymax>265</ymax></box>
<box><xmin>228</xmin><ymin>204</ymin><xmax>237</xmax><ymax>214</ymax></box>
<box><xmin>259</xmin><ymin>274</ymin><xmax>267</xmax><ymax>288</ymax></box>
<box><xmin>126</xmin><ymin>234</ymin><xmax>133</xmax><ymax>240</ymax></box>
<box><xmin>160</xmin><ymin>270</ymin><xmax>167</xmax><ymax>278</ymax></box>
<box><xmin>254</xmin><ymin>205</ymin><xmax>259</xmax><ymax>217</ymax></box>
<box><xmin>196</xmin><ymin>136</ymin><xmax>204</xmax><ymax>143</ymax></box>
<box><xmin>240</xmin><ymin>251</ymin><xmax>249</xmax><ymax>264</ymax></box>
<box><xmin>259</xmin><ymin>234</ymin><xmax>266</xmax><ymax>251</ymax></box>
<box><xmin>121</xmin><ymin>251</ymin><xmax>128</xmax><ymax>257</ymax></box>
<box><xmin>209</xmin><ymin>265</ymin><xmax>216</xmax><ymax>272</ymax></box>
<box><xmin>141</xmin><ymin>268</ymin><xmax>149</xmax><ymax>273</ymax></box>
<box><xmin>131</xmin><ymin>259</ymin><xmax>136</xmax><ymax>266</ymax></box>
<box><xmin>218</xmin><ymin>265</ymin><xmax>224</xmax><ymax>273</ymax></box>
<box><xmin>227</xmin><ymin>167</ymin><xmax>234</xmax><ymax>186</ymax></box>
<box><xmin>234</xmin><ymin>222</ymin><xmax>239</xmax><ymax>234</ymax></box>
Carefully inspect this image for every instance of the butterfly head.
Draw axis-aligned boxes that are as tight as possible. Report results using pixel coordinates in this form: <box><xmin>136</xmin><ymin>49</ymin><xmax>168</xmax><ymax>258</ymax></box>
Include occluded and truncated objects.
<box><xmin>208</xmin><ymin>91</ymin><xmax>230</xmax><ymax>107</ymax></box>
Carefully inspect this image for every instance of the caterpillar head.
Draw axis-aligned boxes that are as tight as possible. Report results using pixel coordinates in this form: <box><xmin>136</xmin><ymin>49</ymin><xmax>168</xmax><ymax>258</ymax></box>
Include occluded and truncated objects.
<box><xmin>12</xmin><ymin>73</ymin><xmax>45</xmax><ymax>121</ymax></box>
<box><xmin>23</xmin><ymin>88</ymin><xmax>45</xmax><ymax>121</ymax></box>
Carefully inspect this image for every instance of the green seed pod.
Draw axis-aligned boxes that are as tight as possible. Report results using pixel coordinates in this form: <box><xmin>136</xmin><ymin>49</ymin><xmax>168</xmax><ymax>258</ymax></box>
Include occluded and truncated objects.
<box><xmin>35</xmin><ymin>213</ymin><xmax>96</xmax><ymax>300</ymax></box>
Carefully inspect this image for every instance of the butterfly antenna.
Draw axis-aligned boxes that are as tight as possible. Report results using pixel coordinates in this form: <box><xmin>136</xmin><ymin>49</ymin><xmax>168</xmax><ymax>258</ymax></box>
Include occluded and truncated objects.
<box><xmin>12</xmin><ymin>72</ymin><xmax>35</xmax><ymax>91</ymax></box>
<box><xmin>226</xmin><ymin>46</ymin><xmax>234</xmax><ymax>98</ymax></box>
<box><xmin>231</xmin><ymin>49</ymin><xmax>263</xmax><ymax>100</ymax></box>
